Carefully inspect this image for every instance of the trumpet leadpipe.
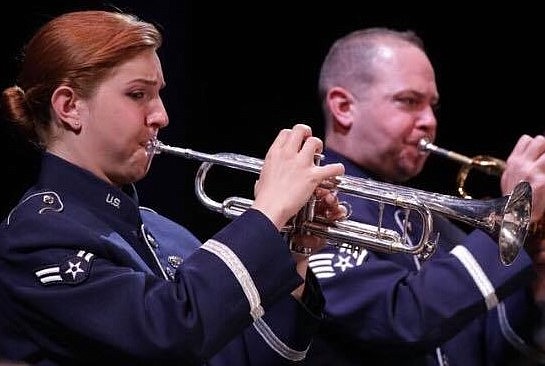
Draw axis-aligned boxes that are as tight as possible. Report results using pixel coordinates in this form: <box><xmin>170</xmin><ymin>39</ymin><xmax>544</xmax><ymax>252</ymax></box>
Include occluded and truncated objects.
<box><xmin>419</xmin><ymin>138</ymin><xmax>505</xmax><ymax>176</ymax></box>
<box><xmin>419</xmin><ymin>138</ymin><xmax>473</xmax><ymax>166</ymax></box>
<box><xmin>152</xmin><ymin>140</ymin><xmax>263</xmax><ymax>173</ymax></box>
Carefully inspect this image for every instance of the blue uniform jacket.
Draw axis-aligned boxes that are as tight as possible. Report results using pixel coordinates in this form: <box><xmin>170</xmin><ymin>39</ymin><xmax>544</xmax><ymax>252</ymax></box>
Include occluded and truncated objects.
<box><xmin>0</xmin><ymin>153</ymin><xmax>323</xmax><ymax>365</ymax></box>
<box><xmin>305</xmin><ymin>148</ymin><xmax>545</xmax><ymax>365</ymax></box>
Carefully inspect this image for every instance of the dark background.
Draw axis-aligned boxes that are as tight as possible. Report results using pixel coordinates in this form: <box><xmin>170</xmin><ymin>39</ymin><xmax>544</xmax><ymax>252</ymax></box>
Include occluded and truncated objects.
<box><xmin>1</xmin><ymin>1</ymin><xmax>543</xmax><ymax>241</ymax></box>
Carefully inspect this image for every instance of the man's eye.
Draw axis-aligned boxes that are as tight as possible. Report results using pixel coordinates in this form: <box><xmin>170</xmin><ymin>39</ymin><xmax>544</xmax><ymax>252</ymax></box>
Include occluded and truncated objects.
<box><xmin>396</xmin><ymin>97</ymin><xmax>419</xmax><ymax>106</ymax></box>
<box><xmin>407</xmin><ymin>98</ymin><xmax>420</xmax><ymax>106</ymax></box>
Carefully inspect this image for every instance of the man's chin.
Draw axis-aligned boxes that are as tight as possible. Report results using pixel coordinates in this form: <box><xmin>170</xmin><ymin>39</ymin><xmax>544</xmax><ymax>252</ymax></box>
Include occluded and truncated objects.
<box><xmin>398</xmin><ymin>159</ymin><xmax>424</xmax><ymax>181</ymax></box>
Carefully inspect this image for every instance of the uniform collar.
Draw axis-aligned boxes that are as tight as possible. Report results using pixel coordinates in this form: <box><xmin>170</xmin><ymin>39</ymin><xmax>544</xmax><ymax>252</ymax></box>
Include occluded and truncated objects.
<box><xmin>322</xmin><ymin>148</ymin><xmax>373</xmax><ymax>179</ymax></box>
<box><xmin>37</xmin><ymin>152</ymin><xmax>141</xmax><ymax>227</ymax></box>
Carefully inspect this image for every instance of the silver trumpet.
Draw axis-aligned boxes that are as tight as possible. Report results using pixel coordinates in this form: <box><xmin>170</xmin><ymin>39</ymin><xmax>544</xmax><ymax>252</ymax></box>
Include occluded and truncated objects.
<box><xmin>149</xmin><ymin>140</ymin><xmax>532</xmax><ymax>265</ymax></box>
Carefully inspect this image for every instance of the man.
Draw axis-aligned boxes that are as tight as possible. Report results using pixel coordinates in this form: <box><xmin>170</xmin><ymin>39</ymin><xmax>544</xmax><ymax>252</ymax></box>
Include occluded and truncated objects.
<box><xmin>307</xmin><ymin>27</ymin><xmax>545</xmax><ymax>365</ymax></box>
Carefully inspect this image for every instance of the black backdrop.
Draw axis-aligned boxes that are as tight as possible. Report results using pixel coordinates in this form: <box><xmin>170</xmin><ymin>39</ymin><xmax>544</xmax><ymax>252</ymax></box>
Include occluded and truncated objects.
<box><xmin>1</xmin><ymin>1</ymin><xmax>543</xmax><ymax>241</ymax></box>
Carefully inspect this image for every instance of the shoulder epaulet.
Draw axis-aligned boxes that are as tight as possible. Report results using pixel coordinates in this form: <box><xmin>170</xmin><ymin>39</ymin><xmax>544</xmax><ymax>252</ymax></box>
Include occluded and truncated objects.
<box><xmin>6</xmin><ymin>190</ymin><xmax>64</xmax><ymax>226</ymax></box>
<box><xmin>140</xmin><ymin>206</ymin><xmax>158</xmax><ymax>215</ymax></box>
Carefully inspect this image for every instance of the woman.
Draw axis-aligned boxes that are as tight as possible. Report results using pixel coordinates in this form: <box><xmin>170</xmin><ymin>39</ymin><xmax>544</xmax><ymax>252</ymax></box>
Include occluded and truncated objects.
<box><xmin>0</xmin><ymin>10</ymin><xmax>345</xmax><ymax>365</ymax></box>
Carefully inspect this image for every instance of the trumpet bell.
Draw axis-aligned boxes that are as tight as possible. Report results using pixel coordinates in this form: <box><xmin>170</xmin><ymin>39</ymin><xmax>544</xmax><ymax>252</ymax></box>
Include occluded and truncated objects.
<box><xmin>498</xmin><ymin>181</ymin><xmax>532</xmax><ymax>265</ymax></box>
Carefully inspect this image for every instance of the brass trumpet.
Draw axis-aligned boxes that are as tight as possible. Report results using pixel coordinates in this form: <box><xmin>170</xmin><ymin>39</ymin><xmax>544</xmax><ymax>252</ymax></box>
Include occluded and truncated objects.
<box><xmin>150</xmin><ymin>139</ymin><xmax>532</xmax><ymax>265</ymax></box>
<box><xmin>418</xmin><ymin>138</ymin><xmax>506</xmax><ymax>199</ymax></box>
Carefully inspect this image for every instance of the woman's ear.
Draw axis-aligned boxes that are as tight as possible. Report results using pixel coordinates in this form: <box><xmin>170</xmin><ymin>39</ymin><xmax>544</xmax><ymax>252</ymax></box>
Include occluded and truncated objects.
<box><xmin>50</xmin><ymin>86</ymin><xmax>82</xmax><ymax>131</ymax></box>
<box><xmin>326</xmin><ymin>86</ymin><xmax>356</xmax><ymax>130</ymax></box>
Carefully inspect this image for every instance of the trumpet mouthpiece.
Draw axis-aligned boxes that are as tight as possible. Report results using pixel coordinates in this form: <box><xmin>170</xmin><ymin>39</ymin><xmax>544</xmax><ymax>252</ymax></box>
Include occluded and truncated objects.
<box><xmin>418</xmin><ymin>137</ymin><xmax>432</xmax><ymax>151</ymax></box>
<box><xmin>145</xmin><ymin>138</ymin><xmax>162</xmax><ymax>156</ymax></box>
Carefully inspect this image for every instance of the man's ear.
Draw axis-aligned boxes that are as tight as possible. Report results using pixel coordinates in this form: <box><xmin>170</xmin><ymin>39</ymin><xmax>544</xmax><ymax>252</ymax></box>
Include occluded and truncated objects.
<box><xmin>50</xmin><ymin>86</ymin><xmax>81</xmax><ymax>131</ymax></box>
<box><xmin>326</xmin><ymin>86</ymin><xmax>355</xmax><ymax>129</ymax></box>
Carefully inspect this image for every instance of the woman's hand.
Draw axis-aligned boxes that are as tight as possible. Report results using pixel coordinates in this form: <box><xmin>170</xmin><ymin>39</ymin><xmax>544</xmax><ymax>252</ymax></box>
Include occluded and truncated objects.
<box><xmin>289</xmin><ymin>185</ymin><xmax>347</xmax><ymax>300</ymax></box>
<box><xmin>252</xmin><ymin>124</ymin><xmax>344</xmax><ymax>230</ymax></box>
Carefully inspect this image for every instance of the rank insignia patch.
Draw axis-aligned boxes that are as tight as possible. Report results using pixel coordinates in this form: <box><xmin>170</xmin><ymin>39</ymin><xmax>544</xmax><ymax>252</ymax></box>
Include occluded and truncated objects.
<box><xmin>309</xmin><ymin>245</ymin><xmax>368</xmax><ymax>279</ymax></box>
<box><xmin>35</xmin><ymin>250</ymin><xmax>95</xmax><ymax>285</ymax></box>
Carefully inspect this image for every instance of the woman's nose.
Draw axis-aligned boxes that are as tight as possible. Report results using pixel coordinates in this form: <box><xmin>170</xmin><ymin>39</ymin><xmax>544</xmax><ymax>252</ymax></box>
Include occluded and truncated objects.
<box><xmin>146</xmin><ymin>111</ymin><xmax>169</xmax><ymax>128</ymax></box>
